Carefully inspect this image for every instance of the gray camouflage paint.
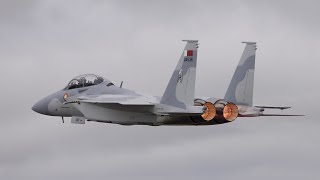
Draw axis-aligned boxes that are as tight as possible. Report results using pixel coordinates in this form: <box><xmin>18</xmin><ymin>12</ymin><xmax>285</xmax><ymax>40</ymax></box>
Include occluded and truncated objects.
<box><xmin>32</xmin><ymin>79</ymin><xmax>133</xmax><ymax>116</ymax></box>
<box><xmin>160</xmin><ymin>40</ymin><xmax>198</xmax><ymax>109</ymax></box>
<box><xmin>224</xmin><ymin>42</ymin><xmax>256</xmax><ymax>106</ymax></box>
<box><xmin>32</xmin><ymin>41</ymin><xmax>293</xmax><ymax>126</ymax></box>
<box><xmin>32</xmin><ymin>41</ymin><xmax>203</xmax><ymax>125</ymax></box>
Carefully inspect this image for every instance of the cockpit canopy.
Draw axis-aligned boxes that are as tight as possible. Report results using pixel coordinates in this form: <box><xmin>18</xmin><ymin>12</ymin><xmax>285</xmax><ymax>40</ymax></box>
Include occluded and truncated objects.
<box><xmin>65</xmin><ymin>74</ymin><xmax>108</xmax><ymax>90</ymax></box>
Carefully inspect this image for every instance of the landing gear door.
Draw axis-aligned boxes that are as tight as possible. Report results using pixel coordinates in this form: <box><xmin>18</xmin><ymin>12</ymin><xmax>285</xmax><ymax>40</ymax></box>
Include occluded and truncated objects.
<box><xmin>71</xmin><ymin>116</ymin><xmax>86</xmax><ymax>124</ymax></box>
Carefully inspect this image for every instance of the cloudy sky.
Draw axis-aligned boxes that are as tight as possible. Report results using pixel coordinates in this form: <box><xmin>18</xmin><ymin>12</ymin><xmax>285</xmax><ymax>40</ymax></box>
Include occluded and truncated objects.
<box><xmin>0</xmin><ymin>0</ymin><xmax>319</xmax><ymax>179</ymax></box>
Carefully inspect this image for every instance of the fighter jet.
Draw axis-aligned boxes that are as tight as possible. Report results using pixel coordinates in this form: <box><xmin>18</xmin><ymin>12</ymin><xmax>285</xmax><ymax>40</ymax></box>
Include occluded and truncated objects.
<box><xmin>32</xmin><ymin>40</ymin><xmax>301</xmax><ymax>126</ymax></box>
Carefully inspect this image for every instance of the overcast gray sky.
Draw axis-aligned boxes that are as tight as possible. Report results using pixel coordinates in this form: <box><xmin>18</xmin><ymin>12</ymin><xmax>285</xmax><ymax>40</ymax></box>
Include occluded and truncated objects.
<box><xmin>0</xmin><ymin>0</ymin><xmax>319</xmax><ymax>179</ymax></box>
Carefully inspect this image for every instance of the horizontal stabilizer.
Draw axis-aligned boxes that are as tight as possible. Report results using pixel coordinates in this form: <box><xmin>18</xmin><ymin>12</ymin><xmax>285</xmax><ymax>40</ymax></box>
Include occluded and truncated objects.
<box><xmin>260</xmin><ymin>114</ymin><xmax>304</xmax><ymax>117</ymax></box>
<box><xmin>255</xmin><ymin>106</ymin><xmax>291</xmax><ymax>110</ymax></box>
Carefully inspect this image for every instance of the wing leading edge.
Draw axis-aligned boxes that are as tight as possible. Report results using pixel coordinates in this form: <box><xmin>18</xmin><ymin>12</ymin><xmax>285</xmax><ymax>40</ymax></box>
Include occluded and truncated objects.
<box><xmin>76</xmin><ymin>94</ymin><xmax>156</xmax><ymax>106</ymax></box>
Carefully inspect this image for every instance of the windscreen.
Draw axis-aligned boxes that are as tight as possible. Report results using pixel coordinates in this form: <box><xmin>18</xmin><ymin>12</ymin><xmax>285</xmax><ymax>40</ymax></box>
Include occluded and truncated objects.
<box><xmin>65</xmin><ymin>74</ymin><xmax>104</xmax><ymax>90</ymax></box>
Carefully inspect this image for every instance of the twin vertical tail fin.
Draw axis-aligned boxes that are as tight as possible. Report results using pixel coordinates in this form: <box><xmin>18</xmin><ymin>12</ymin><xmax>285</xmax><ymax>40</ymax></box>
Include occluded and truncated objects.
<box><xmin>160</xmin><ymin>40</ymin><xmax>199</xmax><ymax>109</ymax></box>
<box><xmin>224</xmin><ymin>42</ymin><xmax>257</xmax><ymax>106</ymax></box>
<box><xmin>161</xmin><ymin>41</ymin><xmax>255</xmax><ymax>109</ymax></box>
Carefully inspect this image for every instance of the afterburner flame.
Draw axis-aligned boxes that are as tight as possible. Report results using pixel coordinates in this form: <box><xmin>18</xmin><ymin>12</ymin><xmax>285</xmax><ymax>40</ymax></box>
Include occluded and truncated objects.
<box><xmin>201</xmin><ymin>102</ymin><xmax>216</xmax><ymax>121</ymax></box>
<box><xmin>223</xmin><ymin>103</ymin><xmax>238</xmax><ymax>121</ymax></box>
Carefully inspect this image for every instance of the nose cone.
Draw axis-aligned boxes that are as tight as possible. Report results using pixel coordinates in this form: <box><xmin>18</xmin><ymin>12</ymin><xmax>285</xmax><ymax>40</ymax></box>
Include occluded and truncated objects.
<box><xmin>32</xmin><ymin>98</ymin><xmax>50</xmax><ymax>115</ymax></box>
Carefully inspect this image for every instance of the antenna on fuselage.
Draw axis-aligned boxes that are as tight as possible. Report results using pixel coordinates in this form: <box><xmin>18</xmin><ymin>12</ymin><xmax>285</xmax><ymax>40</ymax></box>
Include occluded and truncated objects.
<box><xmin>62</xmin><ymin>116</ymin><xmax>64</xmax><ymax>123</ymax></box>
<box><xmin>120</xmin><ymin>81</ymin><xmax>123</xmax><ymax>88</ymax></box>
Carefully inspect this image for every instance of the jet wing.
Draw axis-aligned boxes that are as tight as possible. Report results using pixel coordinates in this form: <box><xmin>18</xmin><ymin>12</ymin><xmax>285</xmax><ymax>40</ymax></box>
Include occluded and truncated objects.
<box><xmin>74</xmin><ymin>94</ymin><xmax>156</xmax><ymax>106</ymax></box>
<box><xmin>255</xmin><ymin>106</ymin><xmax>291</xmax><ymax>110</ymax></box>
<box><xmin>68</xmin><ymin>95</ymin><xmax>205</xmax><ymax>116</ymax></box>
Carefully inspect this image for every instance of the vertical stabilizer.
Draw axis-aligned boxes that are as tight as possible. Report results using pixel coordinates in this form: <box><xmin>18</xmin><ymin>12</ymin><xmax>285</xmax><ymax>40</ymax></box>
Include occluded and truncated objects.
<box><xmin>224</xmin><ymin>42</ymin><xmax>257</xmax><ymax>106</ymax></box>
<box><xmin>160</xmin><ymin>40</ymin><xmax>199</xmax><ymax>109</ymax></box>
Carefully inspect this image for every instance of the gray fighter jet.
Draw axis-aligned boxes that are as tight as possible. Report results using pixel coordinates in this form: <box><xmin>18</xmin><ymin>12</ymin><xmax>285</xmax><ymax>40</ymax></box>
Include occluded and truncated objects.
<box><xmin>32</xmin><ymin>40</ymin><xmax>300</xmax><ymax>126</ymax></box>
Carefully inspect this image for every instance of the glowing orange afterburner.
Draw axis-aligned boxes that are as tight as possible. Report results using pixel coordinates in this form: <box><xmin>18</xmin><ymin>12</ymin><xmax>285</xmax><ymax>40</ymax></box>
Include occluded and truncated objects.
<box><xmin>223</xmin><ymin>103</ymin><xmax>238</xmax><ymax>121</ymax></box>
<box><xmin>201</xmin><ymin>102</ymin><xmax>216</xmax><ymax>121</ymax></box>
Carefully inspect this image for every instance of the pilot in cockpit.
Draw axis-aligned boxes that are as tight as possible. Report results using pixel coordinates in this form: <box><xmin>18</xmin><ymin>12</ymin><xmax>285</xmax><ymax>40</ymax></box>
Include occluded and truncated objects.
<box><xmin>94</xmin><ymin>77</ymin><xmax>104</xmax><ymax>85</ymax></box>
<box><xmin>65</xmin><ymin>74</ymin><xmax>106</xmax><ymax>90</ymax></box>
